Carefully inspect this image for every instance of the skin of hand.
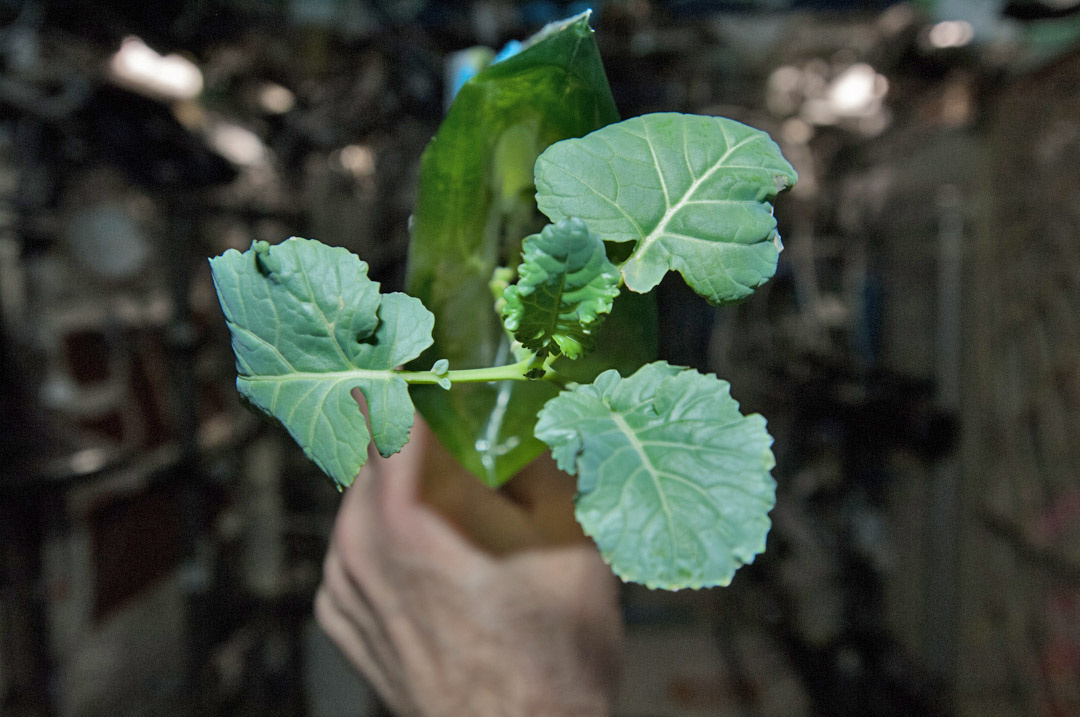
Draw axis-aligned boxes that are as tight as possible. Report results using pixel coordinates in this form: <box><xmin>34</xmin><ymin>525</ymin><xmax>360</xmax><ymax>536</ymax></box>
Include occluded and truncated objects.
<box><xmin>315</xmin><ymin>406</ymin><xmax>624</xmax><ymax>717</ymax></box>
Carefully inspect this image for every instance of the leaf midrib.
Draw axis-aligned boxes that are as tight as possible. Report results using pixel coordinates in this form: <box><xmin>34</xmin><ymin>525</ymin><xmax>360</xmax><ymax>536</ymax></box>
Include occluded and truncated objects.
<box><xmin>631</xmin><ymin>133</ymin><xmax>756</xmax><ymax>260</ymax></box>
<box><xmin>240</xmin><ymin>369</ymin><xmax>399</xmax><ymax>383</ymax></box>
<box><xmin>610</xmin><ymin>411</ymin><xmax>677</xmax><ymax>560</ymax></box>
<box><xmin>538</xmin><ymin>267</ymin><xmax>571</xmax><ymax>352</ymax></box>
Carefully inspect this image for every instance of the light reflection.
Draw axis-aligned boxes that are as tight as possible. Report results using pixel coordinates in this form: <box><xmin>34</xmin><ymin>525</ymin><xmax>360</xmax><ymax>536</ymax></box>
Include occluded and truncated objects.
<box><xmin>828</xmin><ymin>63</ymin><xmax>888</xmax><ymax>117</ymax></box>
<box><xmin>258</xmin><ymin>83</ymin><xmax>296</xmax><ymax>114</ymax></box>
<box><xmin>336</xmin><ymin>145</ymin><xmax>376</xmax><ymax>177</ymax></box>
<box><xmin>928</xmin><ymin>20</ymin><xmax>975</xmax><ymax>49</ymax></box>
<box><xmin>110</xmin><ymin>36</ymin><xmax>203</xmax><ymax>100</ymax></box>
<box><xmin>209</xmin><ymin>123</ymin><xmax>267</xmax><ymax>166</ymax></box>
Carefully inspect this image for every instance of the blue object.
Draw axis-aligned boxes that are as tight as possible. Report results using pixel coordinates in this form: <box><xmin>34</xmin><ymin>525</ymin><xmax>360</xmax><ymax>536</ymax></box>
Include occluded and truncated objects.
<box><xmin>444</xmin><ymin>47</ymin><xmax>492</xmax><ymax>109</ymax></box>
<box><xmin>494</xmin><ymin>39</ymin><xmax>523</xmax><ymax>63</ymax></box>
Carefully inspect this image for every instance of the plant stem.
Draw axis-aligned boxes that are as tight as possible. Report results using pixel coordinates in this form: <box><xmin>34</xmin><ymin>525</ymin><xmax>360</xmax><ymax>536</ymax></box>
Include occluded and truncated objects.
<box><xmin>395</xmin><ymin>358</ymin><xmax>544</xmax><ymax>385</ymax></box>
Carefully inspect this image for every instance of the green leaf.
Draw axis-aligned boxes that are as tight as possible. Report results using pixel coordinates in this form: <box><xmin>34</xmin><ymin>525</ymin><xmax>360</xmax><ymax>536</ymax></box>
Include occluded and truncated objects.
<box><xmin>535</xmin><ymin>112</ymin><xmax>797</xmax><ymax>305</ymax></box>
<box><xmin>210</xmin><ymin>238</ymin><xmax>433</xmax><ymax>489</ymax></box>
<box><xmin>501</xmin><ymin>217</ymin><xmax>620</xmax><ymax>360</ymax></box>
<box><xmin>535</xmin><ymin>361</ymin><xmax>776</xmax><ymax>590</ymax></box>
<box><xmin>406</xmin><ymin>12</ymin><xmax>628</xmax><ymax>486</ymax></box>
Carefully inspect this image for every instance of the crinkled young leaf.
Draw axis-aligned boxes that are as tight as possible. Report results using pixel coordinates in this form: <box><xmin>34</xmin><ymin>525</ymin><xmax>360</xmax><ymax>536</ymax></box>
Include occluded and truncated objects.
<box><xmin>535</xmin><ymin>113</ymin><xmax>797</xmax><ymax>305</ymax></box>
<box><xmin>210</xmin><ymin>238</ymin><xmax>433</xmax><ymax>488</ymax></box>
<box><xmin>407</xmin><ymin>11</ymin><xmax>631</xmax><ymax>486</ymax></box>
<box><xmin>535</xmin><ymin>361</ymin><xmax>776</xmax><ymax>590</ymax></box>
<box><xmin>501</xmin><ymin>217</ymin><xmax>620</xmax><ymax>360</ymax></box>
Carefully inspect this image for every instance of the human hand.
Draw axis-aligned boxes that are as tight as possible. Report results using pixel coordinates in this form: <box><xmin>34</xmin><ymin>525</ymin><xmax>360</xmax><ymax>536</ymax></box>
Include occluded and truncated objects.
<box><xmin>314</xmin><ymin>415</ymin><xmax>623</xmax><ymax>717</ymax></box>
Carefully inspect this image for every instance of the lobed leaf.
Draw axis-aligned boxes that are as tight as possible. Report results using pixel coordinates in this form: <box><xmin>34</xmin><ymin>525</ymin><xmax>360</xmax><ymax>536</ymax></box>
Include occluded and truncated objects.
<box><xmin>501</xmin><ymin>217</ymin><xmax>620</xmax><ymax>360</ymax></box>
<box><xmin>535</xmin><ymin>361</ymin><xmax>776</xmax><ymax>589</ymax></box>
<box><xmin>535</xmin><ymin>112</ymin><xmax>797</xmax><ymax>305</ymax></box>
<box><xmin>210</xmin><ymin>238</ymin><xmax>433</xmax><ymax>488</ymax></box>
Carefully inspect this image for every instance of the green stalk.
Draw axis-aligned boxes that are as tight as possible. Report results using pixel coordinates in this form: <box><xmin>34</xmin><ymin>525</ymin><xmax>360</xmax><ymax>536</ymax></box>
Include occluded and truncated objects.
<box><xmin>237</xmin><ymin>358</ymin><xmax>556</xmax><ymax>388</ymax></box>
<box><xmin>396</xmin><ymin>358</ymin><xmax>547</xmax><ymax>385</ymax></box>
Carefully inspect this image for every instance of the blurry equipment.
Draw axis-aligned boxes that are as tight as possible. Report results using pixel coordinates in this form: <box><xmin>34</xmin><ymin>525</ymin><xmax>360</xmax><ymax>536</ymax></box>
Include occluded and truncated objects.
<box><xmin>1</xmin><ymin>2</ymin><xmax>1078</xmax><ymax>715</ymax></box>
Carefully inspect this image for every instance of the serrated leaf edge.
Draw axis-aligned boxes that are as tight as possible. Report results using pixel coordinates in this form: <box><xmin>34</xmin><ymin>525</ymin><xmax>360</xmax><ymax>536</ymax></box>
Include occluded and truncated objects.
<box><xmin>538</xmin><ymin>363</ymin><xmax>776</xmax><ymax>590</ymax></box>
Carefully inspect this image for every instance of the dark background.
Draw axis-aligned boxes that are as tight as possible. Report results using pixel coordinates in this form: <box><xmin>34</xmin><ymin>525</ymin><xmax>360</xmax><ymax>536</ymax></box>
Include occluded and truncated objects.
<box><xmin>1</xmin><ymin>1</ymin><xmax>1079</xmax><ymax>715</ymax></box>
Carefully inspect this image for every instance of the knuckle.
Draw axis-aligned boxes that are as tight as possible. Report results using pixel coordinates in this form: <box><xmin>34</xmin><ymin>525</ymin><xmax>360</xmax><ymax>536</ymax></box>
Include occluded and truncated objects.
<box><xmin>312</xmin><ymin>587</ymin><xmax>335</xmax><ymax>630</ymax></box>
<box><xmin>320</xmin><ymin>551</ymin><xmax>354</xmax><ymax>605</ymax></box>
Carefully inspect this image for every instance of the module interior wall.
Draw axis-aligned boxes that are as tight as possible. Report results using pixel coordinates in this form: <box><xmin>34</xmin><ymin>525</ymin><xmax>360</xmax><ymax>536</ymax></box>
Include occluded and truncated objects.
<box><xmin>958</xmin><ymin>49</ymin><xmax>1080</xmax><ymax>717</ymax></box>
<box><xmin>840</xmin><ymin>127</ymin><xmax>978</xmax><ymax>678</ymax></box>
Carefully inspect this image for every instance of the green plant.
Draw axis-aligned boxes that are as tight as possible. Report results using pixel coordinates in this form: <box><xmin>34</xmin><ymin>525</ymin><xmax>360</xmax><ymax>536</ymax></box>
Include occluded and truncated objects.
<box><xmin>209</xmin><ymin>13</ymin><xmax>795</xmax><ymax>590</ymax></box>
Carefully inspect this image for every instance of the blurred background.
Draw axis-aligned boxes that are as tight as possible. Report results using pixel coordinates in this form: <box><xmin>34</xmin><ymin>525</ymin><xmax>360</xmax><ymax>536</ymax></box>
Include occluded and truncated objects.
<box><xmin>1</xmin><ymin>0</ymin><xmax>1079</xmax><ymax>715</ymax></box>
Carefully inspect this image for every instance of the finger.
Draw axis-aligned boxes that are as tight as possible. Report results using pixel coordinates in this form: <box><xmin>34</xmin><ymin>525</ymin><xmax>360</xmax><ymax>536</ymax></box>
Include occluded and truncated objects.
<box><xmin>322</xmin><ymin>548</ymin><xmax>443</xmax><ymax>712</ymax></box>
<box><xmin>499</xmin><ymin>451</ymin><xmax>576</xmax><ymax>507</ymax></box>
<box><xmin>351</xmin><ymin>405</ymin><xmax>575</xmax><ymax>554</ymax></box>
<box><xmin>313</xmin><ymin>586</ymin><xmax>396</xmax><ymax>702</ymax></box>
<box><xmin>338</xmin><ymin>460</ymin><xmax>377</xmax><ymax>528</ymax></box>
<box><xmin>349</xmin><ymin>387</ymin><xmax>381</xmax><ymax>465</ymax></box>
<box><xmin>499</xmin><ymin>452</ymin><xmax>586</xmax><ymax>545</ymax></box>
<box><xmin>313</xmin><ymin>586</ymin><xmax>421</xmax><ymax>716</ymax></box>
<box><xmin>320</xmin><ymin>549</ymin><xmax>398</xmax><ymax>665</ymax></box>
<box><xmin>506</xmin><ymin>544</ymin><xmax>624</xmax><ymax>681</ymax></box>
<box><xmin>372</xmin><ymin>412</ymin><xmax>430</xmax><ymax>516</ymax></box>
<box><xmin>332</xmin><ymin>413</ymin><xmax>492</xmax><ymax>577</ymax></box>
<box><xmin>418</xmin><ymin>448</ymin><xmax>548</xmax><ymax>555</ymax></box>
<box><xmin>506</xmin><ymin>542</ymin><xmax>619</xmax><ymax>606</ymax></box>
<box><xmin>379</xmin><ymin>418</ymin><xmax>550</xmax><ymax>556</ymax></box>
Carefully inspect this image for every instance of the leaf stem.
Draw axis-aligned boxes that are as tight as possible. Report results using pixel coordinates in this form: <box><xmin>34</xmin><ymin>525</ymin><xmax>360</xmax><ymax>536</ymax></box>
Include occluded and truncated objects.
<box><xmin>396</xmin><ymin>358</ymin><xmax>542</xmax><ymax>385</ymax></box>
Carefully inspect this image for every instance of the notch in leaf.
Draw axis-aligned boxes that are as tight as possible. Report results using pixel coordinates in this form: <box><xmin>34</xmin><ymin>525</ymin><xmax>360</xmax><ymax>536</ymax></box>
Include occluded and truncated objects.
<box><xmin>501</xmin><ymin>217</ymin><xmax>620</xmax><ymax>361</ymax></box>
<box><xmin>210</xmin><ymin>238</ymin><xmax>434</xmax><ymax>489</ymax></box>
